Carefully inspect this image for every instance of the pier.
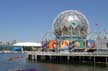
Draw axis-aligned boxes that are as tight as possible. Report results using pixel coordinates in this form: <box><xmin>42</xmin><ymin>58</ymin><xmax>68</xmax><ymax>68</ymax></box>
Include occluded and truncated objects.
<box><xmin>10</xmin><ymin>10</ymin><xmax>108</xmax><ymax>64</ymax></box>
<box><xmin>27</xmin><ymin>51</ymin><xmax>108</xmax><ymax>63</ymax></box>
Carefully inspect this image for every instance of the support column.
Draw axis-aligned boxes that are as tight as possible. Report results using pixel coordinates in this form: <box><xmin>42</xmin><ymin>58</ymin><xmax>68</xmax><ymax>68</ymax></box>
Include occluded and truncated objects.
<box><xmin>67</xmin><ymin>56</ymin><xmax>70</xmax><ymax>61</ymax></box>
<box><xmin>79</xmin><ymin>56</ymin><xmax>81</xmax><ymax>62</ymax></box>
<box><xmin>106</xmin><ymin>57</ymin><xmax>107</xmax><ymax>64</ymax></box>
<box><xmin>35</xmin><ymin>55</ymin><xmax>37</xmax><ymax>60</ymax></box>
<box><xmin>28</xmin><ymin>55</ymin><xmax>32</xmax><ymax>60</ymax></box>
<box><xmin>94</xmin><ymin>56</ymin><xmax>95</xmax><ymax>63</ymax></box>
<box><xmin>89</xmin><ymin>56</ymin><xmax>91</xmax><ymax>62</ymax></box>
<box><xmin>33</xmin><ymin>55</ymin><xmax>35</xmax><ymax>60</ymax></box>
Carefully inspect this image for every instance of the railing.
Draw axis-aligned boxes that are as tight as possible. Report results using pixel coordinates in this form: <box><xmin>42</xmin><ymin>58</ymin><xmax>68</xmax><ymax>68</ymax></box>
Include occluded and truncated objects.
<box><xmin>26</xmin><ymin>51</ymin><xmax>108</xmax><ymax>57</ymax></box>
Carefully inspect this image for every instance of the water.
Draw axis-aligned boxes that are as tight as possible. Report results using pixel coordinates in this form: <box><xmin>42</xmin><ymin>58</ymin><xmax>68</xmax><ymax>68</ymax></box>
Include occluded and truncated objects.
<box><xmin>0</xmin><ymin>53</ymin><xmax>108</xmax><ymax>71</ymax></box>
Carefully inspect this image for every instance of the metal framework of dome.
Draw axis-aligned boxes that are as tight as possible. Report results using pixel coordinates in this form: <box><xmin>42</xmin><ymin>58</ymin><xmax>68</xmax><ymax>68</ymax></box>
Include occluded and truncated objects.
<box><xmin>53</xmin><ymin>10</ymin><xmax>89</xmax><ymax>39</ymax></box>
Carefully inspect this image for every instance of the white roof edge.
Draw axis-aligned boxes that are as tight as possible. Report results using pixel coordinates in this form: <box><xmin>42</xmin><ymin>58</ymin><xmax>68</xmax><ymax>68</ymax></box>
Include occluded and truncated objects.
<box><xmin>13</xmin><ymin>42</ymin><xmax>41</xmax><ymax>47</ymax></box>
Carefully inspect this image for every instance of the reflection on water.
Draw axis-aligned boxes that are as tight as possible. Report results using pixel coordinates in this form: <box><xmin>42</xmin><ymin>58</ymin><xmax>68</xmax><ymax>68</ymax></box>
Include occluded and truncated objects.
<box><xmin>35</xmin><ymin>61</ymin><xmax>108</xmax><ymax>71</ymax></box>
<box><xmin>0</xmin><ymin>53</ymin><xmax>108</xmax><ymax>71</ymax></box>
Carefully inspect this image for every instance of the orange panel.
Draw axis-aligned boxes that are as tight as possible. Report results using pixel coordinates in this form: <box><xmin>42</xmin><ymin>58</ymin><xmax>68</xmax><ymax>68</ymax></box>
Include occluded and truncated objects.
<box><xmin>49</xmin><ymin>40</ymin><xmax>56</xmax><ymax>49</ymax></box>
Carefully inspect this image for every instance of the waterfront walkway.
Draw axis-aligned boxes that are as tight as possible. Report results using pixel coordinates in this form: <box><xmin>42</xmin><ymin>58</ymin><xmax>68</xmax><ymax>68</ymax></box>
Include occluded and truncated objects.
<box><xmin>1</xmin><ymin>51</ymin><xmax>108</xmax><ymax>63</ymax></box>
<box><xmin>26</xmin><ymin>51</ymin><xmax>108</xmax><ymax>63</ymax></box>
<box><xmin>1</xmin><ymin>51</ymin><xmax>108</xmax><ymax>57</ymax></box>
<box><xmin>26</xmin><ymin>51</ymin><xmax>108</xmax><ymax>57</ymax></box>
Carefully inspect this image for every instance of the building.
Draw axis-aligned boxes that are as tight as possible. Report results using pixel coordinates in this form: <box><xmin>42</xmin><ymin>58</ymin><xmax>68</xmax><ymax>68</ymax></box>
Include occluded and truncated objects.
<box><xmin>13</xmin><ymin>42</ymin><xmax>41</xmax><ymax>51</ymax></box>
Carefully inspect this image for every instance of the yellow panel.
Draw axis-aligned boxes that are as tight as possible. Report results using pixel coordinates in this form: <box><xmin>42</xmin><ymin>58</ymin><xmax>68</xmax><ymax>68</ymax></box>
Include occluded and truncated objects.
<box><xmin>60</xmin><ymin>40</ymin><xmax>69</xmax><ymax>48</ymax></box>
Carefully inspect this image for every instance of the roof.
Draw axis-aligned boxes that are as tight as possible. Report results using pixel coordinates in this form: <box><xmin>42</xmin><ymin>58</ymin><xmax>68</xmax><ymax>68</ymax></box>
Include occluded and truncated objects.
<box><xmin>13</xmin><ymin>42</ymin><xmax>41</xmax><ymax>47</ymax></box>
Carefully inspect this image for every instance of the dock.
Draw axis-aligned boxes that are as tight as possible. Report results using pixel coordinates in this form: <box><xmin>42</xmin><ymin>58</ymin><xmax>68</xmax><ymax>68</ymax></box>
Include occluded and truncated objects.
<box><xmin>26</xmin><ymin>51</ymin><xmax>108</xmax><ymax>63</ymax></box>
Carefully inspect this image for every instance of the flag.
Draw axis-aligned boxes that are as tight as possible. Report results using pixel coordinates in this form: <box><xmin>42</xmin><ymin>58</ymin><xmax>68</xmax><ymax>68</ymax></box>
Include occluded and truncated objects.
<box><xmin>96</xmin><ymin>24</ymin><xmax>99</xmax><ymax>26</ymax></box>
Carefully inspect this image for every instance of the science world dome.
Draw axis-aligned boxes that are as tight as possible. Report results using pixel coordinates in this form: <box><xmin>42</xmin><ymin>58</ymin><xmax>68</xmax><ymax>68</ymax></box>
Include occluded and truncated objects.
<box><xmin>53</xmin><ymin>10</ymin><xmax>89</xmax><ymax>39</ymax></box>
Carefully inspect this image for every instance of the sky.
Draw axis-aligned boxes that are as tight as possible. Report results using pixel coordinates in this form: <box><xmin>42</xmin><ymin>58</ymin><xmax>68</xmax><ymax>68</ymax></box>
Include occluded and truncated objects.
<box><xmin>0</xmin><ymin>0</ymin><xmax>108</xmax><ymax>42</ymax></box>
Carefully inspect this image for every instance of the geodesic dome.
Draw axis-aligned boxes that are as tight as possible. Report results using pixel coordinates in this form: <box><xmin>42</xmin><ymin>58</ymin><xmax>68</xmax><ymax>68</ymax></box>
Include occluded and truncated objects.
<box><xmin>53</xmin><ymin>10</ymin><xmax>89</xmax><ymax>39</ymax></box>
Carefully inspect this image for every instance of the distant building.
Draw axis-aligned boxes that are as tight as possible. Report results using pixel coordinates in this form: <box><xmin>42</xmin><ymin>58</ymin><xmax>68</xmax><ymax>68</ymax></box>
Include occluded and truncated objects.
<box><xmin>13</xmin><ymin>42</ymin><xmax>42</xmax><ymax>51</ymax></box>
